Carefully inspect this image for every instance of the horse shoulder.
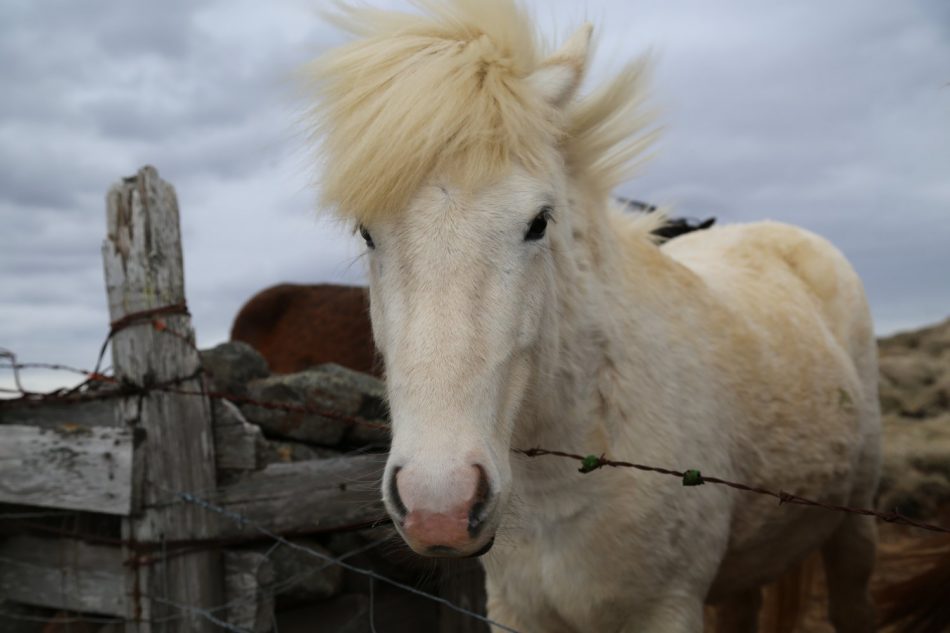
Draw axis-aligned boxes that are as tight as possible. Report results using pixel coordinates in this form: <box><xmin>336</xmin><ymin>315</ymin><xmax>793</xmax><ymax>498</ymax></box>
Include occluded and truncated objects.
<box><xmin>659</xmin><ymin>222</ymin><xmax>881</xmax><ymax>574</ymax></box>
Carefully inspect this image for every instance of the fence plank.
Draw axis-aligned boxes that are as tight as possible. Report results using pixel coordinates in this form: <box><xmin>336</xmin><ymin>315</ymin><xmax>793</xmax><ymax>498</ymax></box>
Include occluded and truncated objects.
<box><xmin>0</xmin><ymin>424</ymin><xmax>133</xmax><ymax>514</ymax></box>
<box><xmin>215</xmin><ymin>454</ymin><xmax>385</xmax><ymax>538</ymax></box>
<box><xmin>0</xmin><ymin>399</ymin><xmax>119</xmax><ymax>429</ymax></box>
<box><xmin>103</xmin><ymin>165</ymin><xmax>223</xmax><ymax>632</ymax></box>
<box><xmin>0</xmin><ymin>535</ymin><xmax>127</xmax><ymax>617</ymax></box>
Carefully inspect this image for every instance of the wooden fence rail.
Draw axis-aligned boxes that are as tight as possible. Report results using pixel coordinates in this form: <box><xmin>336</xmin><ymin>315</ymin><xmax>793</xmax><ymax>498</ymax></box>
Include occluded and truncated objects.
<box><xmin>0</xmin><ymin>165</ymin><xmax>487</xmax><ymax>633</ymax></box>
<box><xmin>0</xmin><ymin>166</ymin><xmax>293</xmax><ymax>630</ymax></box>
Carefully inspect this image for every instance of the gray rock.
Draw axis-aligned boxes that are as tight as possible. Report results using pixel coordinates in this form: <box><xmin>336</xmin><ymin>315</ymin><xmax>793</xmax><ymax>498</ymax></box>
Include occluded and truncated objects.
<box><xmin>302</xmin><ymin>364</ymin><xmax>390</xmax><ymax>446</ymax></box>
<box><xmin>214</xmin><ymin>399</ymin><xmax>267</xmax><ymax>472</ymax></box>
<box><xmin>240</xmin><ymin>364</ymin><xmax>387</xmax><ymax>447</ymax></box>
<box><xmin>199</xmin><ymin>341</ymin><xmax>270</xmax><ymax>397</ymax></box>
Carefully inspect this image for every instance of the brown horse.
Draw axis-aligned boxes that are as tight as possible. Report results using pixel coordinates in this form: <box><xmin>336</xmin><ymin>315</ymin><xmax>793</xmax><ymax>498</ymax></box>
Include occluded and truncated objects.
<box><xmin>231</xmin><ymin>282</ymin><xmax>379</xmax><ymax>375</ymax></box>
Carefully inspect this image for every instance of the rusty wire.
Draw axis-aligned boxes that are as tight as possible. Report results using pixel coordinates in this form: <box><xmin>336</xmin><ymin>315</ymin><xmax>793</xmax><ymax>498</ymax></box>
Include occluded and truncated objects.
<box><xmin>2</xmin><ymin>301</ymin><xmax>950</xmax><ymax>540</ymax></box>
<box><xmin>516</xmin><ymin>449</ymin><xmax>950</xmax><ymax>535</ymax></box>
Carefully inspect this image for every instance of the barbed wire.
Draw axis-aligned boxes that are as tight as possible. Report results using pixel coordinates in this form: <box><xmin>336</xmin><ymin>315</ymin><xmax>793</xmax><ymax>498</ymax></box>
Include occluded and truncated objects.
<box><xmin>2</xmin><ymin>309</ymin><xmax>948</xmax><ymax>536</ymax></box>
<box><xmin>174</xmin><ymin>490</ymin><xmax>521</xmax><ymax>633</ymax></box>
<box><xmin>1</xmin><ymin>509</ymin><xmax>394</xmax><ymax>563</ymax></box>
<box><xmin>3</xmin><ymin>301</ymin><xmax>950</xmax><ymax>630</ymax></box>
<box><xmin>516</xmin><ymin>448</ymin><xmax>950</xmax><ymax>535</ymax></box>
<box><xmin>0</xmin><ymin>531</ymin><xmax>395</xmax><ymax>630</ymax></box>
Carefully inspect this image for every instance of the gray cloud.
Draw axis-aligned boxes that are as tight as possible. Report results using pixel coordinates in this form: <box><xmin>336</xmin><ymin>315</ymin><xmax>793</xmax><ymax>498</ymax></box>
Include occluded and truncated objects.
<box><xmin>1</xmin><ymin>0</ymin><xmax>948</xmax><ymax>393</ymax></box>
<box><xmin>607</xmin><ymin>0</ymin><xmax>950</xmax><ymax>333</ymax></box>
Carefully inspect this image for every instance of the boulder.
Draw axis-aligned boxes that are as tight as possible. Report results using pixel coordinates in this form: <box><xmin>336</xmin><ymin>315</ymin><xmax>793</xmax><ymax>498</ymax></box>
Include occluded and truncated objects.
<box><xmin>240</xmin><ymin>364</ymin><xmax>387</xmax><ymax>447</ymax></box>
<box><xmin>200</xmin><ymin>341</ymin><xmax>270</xmax><ymax>397</ymax></box>
<box><xmin>214</xmin><ymin>399</ymin><xmax>267</xmax><ymax>472</ymax></box>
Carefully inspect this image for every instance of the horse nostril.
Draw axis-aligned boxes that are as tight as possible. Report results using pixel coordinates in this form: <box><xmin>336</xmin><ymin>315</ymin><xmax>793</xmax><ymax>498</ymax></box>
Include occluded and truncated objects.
<box><xmin>467</xmin><ymin>464</ymin><xmax>492</xmax><ymax>538</ymax></box>
<box><xmin>389</xmin><ymin>466</ymin><xmax>407</xmax><ymax>520</ymax></box>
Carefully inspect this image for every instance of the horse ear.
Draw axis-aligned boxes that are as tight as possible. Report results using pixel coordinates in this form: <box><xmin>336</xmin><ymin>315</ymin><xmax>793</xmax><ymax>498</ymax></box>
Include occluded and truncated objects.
<box><xmin>529</xmin><ymin>23</ymin><xmax>593</xmax><ymax>108</ymax></box>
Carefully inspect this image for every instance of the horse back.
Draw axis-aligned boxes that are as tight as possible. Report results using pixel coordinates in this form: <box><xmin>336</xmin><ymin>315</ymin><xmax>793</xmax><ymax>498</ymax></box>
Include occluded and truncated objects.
<box><xmin>663</xmin><ymin>221</ymin><xmax>873</xmax><ymax>364</ymax></box>
<box><xmin>230</xmin><ymin>283</ymin><xmax>378</xmax><ymax>375</ymax></box>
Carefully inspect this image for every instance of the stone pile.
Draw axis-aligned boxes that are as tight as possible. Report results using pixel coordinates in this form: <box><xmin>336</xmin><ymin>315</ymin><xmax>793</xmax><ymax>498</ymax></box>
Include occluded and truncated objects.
<box><xmin>11</xmin><ymin>318</ymin><xmax>946</xmax><ymax>633</ymax></box>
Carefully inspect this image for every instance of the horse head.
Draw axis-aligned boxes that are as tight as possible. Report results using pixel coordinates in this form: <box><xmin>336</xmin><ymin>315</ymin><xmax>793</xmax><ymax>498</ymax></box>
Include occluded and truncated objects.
<box><xmin>307</xmin><ymin>0</ymin><xmax>650</xmax><ymax>558</ymax></box>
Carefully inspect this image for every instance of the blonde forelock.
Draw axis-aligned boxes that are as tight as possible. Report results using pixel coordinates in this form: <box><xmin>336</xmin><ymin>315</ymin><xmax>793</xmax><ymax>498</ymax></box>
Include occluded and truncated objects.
<box><xmin>306</xmin><ymin>0</ymin><xmax>655</xmax><ymax>225</ymax></box>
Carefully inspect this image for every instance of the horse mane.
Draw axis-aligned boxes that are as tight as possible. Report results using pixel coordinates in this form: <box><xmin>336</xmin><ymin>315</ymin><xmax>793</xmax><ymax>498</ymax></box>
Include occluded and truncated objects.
<box><xmin>305</xmin><ymin>0</ymin><xmax>654</xmax><ymax>225</ymax></box>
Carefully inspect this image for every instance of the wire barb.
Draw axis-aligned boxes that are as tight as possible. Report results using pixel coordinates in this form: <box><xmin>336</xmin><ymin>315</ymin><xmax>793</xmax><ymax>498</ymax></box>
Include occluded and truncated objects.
<box><xmin>578</xmin><ymin>454</ymin><xmax>606</xmax><ymax>473</ymax></box>
<box><xmin>3</xmin><ymin>300</ymin><xmax>950</xmax><ymax>633</ymax></box>
<box><xmin>682</xmin><ymin>469</ymin><xmax>704</xmax><ymax>486</ymax></box>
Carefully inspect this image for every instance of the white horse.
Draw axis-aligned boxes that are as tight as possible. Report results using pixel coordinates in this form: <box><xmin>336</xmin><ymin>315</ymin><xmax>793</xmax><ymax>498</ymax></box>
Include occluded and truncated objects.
<box><xmin>306</xmin><ymin>1</ymin><xmax>881</xmax><ymax>631</ymax></box>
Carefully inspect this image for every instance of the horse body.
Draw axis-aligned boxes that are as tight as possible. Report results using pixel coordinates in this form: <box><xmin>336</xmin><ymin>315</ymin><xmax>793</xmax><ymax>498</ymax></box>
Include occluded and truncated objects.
<box><xmin>662</xmin><ymin>224</ymin><xmax>881</xmax><ymax>596</ymax></box>
<box><xmin>481</xmin><ymin>201</ymin><xmax>880</xmax><ymax>631</ymax></box>
<box><xmin>306</xmin><ymin>2</ymin><xmax>880</xmax><ymax>630</ymax></box>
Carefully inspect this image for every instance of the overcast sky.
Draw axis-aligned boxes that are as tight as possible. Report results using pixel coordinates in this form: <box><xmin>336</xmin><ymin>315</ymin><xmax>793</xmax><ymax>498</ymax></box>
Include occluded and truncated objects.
<box><xmin>2</xmin><ymin>0</ymin><xmax>948</xmax><ymax>393</ymax></box>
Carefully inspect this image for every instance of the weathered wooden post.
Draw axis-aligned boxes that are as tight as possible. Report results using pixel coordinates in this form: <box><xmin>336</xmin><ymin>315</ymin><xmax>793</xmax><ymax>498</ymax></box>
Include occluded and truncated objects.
<box><xmin>103</xmin><ymin>166</ymin><xmax>223</xmax><ymax>632</ymax></box>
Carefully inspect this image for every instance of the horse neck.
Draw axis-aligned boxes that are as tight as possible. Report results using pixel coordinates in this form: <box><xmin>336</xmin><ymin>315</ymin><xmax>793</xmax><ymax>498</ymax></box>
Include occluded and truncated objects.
<box><xmin>516</xmin><ymin>188</ymin><xmax>701</xmax><ymax>469</ymax></box>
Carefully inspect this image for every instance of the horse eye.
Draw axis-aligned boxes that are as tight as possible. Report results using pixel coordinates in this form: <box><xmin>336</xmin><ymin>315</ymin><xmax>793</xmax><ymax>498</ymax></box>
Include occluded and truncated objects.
<box><xmin>524</xmin><ymin>207</ymin><xmax>552</xmax><ymax>242</ymax></box>
<box><xmin>359</xmin><ymin>224</ymin><xmax>375</xmax><ymax>249</ymax></box>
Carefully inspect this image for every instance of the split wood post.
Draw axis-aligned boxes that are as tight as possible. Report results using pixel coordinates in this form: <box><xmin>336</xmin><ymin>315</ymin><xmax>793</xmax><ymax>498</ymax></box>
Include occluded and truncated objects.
<box><xmin>103</xmin><ymin>166</ymin><xmax>223</xmax><ymax>632</ymax></box>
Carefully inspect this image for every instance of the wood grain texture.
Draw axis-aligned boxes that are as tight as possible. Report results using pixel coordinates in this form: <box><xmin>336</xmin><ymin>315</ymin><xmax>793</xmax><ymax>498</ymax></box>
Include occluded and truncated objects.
<box><xmin>0</xmin><ymin>424</ymin><xmax>133</xmax><ymax>514</ymax></box>
<box><xmin>0</xmin><ymin>535</ymin><xmax>127</xmax><ymax>617</ymax></box>
<box><xmin>0</xmin><ymin>399</ymin><xmax>119</xmax><ymax>430</ymax></box>
<box><xmin>0</xmin><ymin>538</ymin><xmax>277</xmax><ymax>628</ymax></box>
<box><xmin>215</xmin><ymin>454</ymin><xmax>386</xmax><ymax>539</ymax></box>
<box><xmin>103</xmin><ymin>166</ymin><xmax>223</xmax><ymax>633</ymax></box>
